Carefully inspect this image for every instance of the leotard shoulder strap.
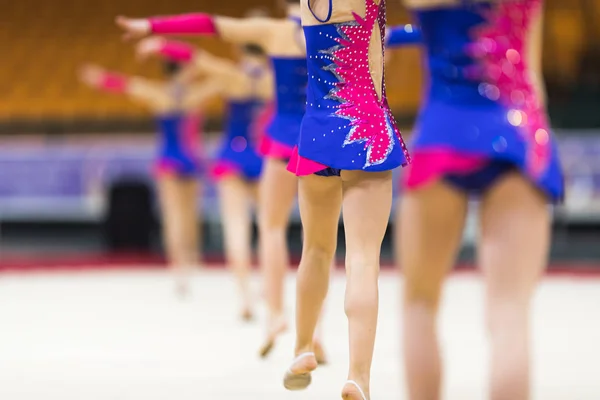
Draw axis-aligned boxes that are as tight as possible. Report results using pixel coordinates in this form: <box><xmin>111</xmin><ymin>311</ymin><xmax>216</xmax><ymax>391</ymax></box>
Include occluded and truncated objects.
<box><xmin>307</xmin><ymin>0</ymin><xmax>333</xmax><ymax>23</ymax></box>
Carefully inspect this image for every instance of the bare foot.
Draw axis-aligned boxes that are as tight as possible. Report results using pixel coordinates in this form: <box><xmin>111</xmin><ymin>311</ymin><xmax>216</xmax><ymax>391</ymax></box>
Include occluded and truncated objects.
<box><xmin>283</xmin><ymin>352</ymin><xmax>318</xmax><ymax>391</ymax></box>
<box><xmin>342</xmin><ymin>381</ymin><xmax>368</xmax><ymax>400</ymax></box>
<box><xmin>259</xmin><ymin>316</ymin><xmax>287</xmax><ymax>358</ymax></box>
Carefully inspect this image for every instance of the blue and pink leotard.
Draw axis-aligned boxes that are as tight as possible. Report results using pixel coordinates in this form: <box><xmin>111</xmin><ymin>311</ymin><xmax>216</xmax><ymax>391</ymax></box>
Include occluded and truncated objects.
<box><xmin>211</xmin><ymin>98</ymin><xmax>265</xmax><ymax>181</ymax></box>
<box><xmin>403</xmin><ymin>0</ymin><xmax>563</xmax><ymax>201</ymax></box>
<box><xmin>287</xmin><ymin>0</ymin><xmax>411</xmax><ymax>177</ymax></box>
<box><xmin>211</xmin><ymin>65</ymin><xmax>267</xmax><ymax>181</ymax></box>
<box><xmin>259</xmin><ymin>18</ymin><xmax>308</xmax><ymax>162</ymax></box>
<box><xmin>91</xmin><ymin>72</ymin><xmax>205</xmax><ymax>178</ymax></box>
<box><xmin>155</xmin><ymin>112</ymin><xmax>204</xmax><ymax>177</ymax></box>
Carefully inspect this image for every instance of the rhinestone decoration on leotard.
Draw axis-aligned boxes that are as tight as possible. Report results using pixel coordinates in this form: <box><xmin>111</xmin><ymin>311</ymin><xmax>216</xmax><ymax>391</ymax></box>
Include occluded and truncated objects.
<box><xmin>318</xmin><ymin>0</ymin><xmax>409</xmax><ymax>168</ymax></box>
<box><xmin>467</xmin><ymin>0</ymin><xmax>549</xmax><ymax>177</ymax></box>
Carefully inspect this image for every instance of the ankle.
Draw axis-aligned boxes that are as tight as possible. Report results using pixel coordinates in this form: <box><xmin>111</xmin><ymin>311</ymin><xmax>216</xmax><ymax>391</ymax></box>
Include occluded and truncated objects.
<box><xmin>295</xmin><ymin>343</ymin><xmax>313</xmax><ymax>356</ymax></box>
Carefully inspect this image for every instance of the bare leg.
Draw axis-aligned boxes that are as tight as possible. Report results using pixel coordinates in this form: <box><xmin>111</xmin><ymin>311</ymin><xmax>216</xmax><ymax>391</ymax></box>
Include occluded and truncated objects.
<box><xmin>339</xmin><ymin>170</ymin><xmax>393</xmax><ymax>400</ymax></box>
<box><xmin>478</xmin><ymin>173</ymin><xmax>549</xmax><ymax>400</ymax></box>
<box><xmin>284</xmin><ymin>174</ymin><xmax>342</xmax><ymax>389</ymax></box>
<box><xmin>258</xmin><ymin>158</ymin><xmax>298</xmax><ymax>354</ymax></box>
<box><xmin>180</xmin><ymin>179</ymin><xmax>201</xmax><ymax>266</ymax></box>
<box><xmin>313</xmin><ymin>260</ymin><xmax>336</xmax><ymax>365</ymax></box>
<box><xmin>217</xmin><ymin>175</ymin><xmax>254</xmax><ymax>320</ymax></box>
<box><xmin>157</xmin><ymin>175</ymin><xmax>199</xmax><ymax>297</ymax></box>
<box><xmin>399</xmin><ymin>181</ymin><xmax>468</xmax><ymax>400</ymax></box>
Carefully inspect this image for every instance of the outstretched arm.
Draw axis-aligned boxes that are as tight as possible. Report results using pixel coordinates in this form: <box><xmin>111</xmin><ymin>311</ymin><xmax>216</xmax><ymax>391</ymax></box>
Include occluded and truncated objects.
<box><xmin>78</xmin><ymin>64</ymin><xmax>170</xmax><ymax>109</ymax></box>
<box><xmin>385</xmin><ymin>24</ymin><xmax>422</xmax><ymax>48</ymax></box>
<box><xmin>116</xmin><ymin>14</ymin><xmax>275</xmax><ymax>47</ymax></box>
<box><xmin>79</xmin><ymin>64</ymin><xmax>129</xmax><ymax>94</ymax></box>
<box><xmin>183</xmin><ymin>80</ymin><xmax>226</xmax><ymax>110</ymax></box>
<box><xmin>137</xmin><ymin>37</ymin><xmax>244</xmax><ymax>83</ymax></box>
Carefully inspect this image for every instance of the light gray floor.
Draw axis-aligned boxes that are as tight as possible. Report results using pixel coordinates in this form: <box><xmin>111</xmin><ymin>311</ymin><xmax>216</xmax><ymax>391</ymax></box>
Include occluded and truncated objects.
<box><xmin>0</xmin><ymin>269</ymin><xmax>598</xmax><ymax>400</ymax></box>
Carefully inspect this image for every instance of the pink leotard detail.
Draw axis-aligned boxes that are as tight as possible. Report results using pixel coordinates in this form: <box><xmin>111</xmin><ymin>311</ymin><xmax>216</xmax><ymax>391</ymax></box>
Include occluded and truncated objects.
<box><xmin>150</xmin><ymin>13</ymin><xmax>217</xmax><ymax>35</ymax></box>
<box><xmin>260</xmin><ymin>135</ymin><xmax>294</xmax><ymax>160</ymax></box>
<box><xmin>211</xmin><ymin>160</ymin><xmax>241</xmax><ymax>180</ymax></box>
<box><xmin>403</xmin><ymin>148</ymin><xmax>487</xmax><ymax>189</ymax></box>
<box><xmin>159</xmin><ymin>40</ymin><xmax>195</xmax><ymax>62</ymax></box>
<box><xmin>287</xmin><ymin>146</ymin><xmax>329</xmax><ymax>175</ymax></box>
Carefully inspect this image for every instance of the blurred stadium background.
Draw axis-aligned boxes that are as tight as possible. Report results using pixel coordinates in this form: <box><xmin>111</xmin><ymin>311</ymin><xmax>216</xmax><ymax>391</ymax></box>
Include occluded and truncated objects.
<box><xmin>0</xmin><ymin>0</ymin><xmax>599</xmax><ymax>270</ymax></box>
<box><xmin>2</xmin><ymin>2</ymin><xmax>600</xmax><ymax>400</ymax></box>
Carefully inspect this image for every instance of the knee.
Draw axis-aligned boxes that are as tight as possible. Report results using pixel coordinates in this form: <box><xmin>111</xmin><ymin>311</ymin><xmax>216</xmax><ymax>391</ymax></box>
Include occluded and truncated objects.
<box><xmin>258</xmin><ymin>210</ymin><xmax>286</xmax><ymax>232</ymax></box>
<box><xmin>485</xmin><ymin>297</ymin><xmax>530</xmax><ymax>337</ymax></box>
<box><xmin>403</xmin><ymin>278</ymin><xmax>443</xmax><ymax>312</ymax></box>
<box><xmin>302</xmin><ymin>243</ymin><xmax>335</xmax><ymax>269</ymax></box>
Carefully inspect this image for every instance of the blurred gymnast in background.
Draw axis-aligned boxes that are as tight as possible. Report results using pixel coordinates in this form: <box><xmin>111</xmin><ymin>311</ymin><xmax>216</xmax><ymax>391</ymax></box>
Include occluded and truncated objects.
<box><xmin>79</xmin><ymin>60</ymin><xmax>209</xmax><ymax>297</ymax></box>
<box><xmin>116</xmin><ymin>0</ymin><xmax>329</xmax><ymax>362</ymax></box>
<box><xmin>136</xmin><ymin>38</ymin><xmax>273</xmax><ymax>320</ymax></box>
<box><xmin>396</xmin><ymin>1</ymin><xmax>563</xmax><ymax>399</ymax></box>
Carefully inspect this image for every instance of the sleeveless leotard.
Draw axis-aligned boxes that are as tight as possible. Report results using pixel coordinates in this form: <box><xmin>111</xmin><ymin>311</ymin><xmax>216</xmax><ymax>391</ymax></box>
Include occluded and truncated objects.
<box><xmin>212</xmin><ymin>65</ymin><xmax>266</xmax><ymax>181</ymax></box>
<box><xmin>403</xmin><ymin>0</ymin><xmax>563</xmax><ymax>201</ymax></box>
<box><xmin>154</xmin><ymin>83</ymin><xmax>204</xmax><ymax>177</ymax></box>
<box><xmin>288</xmin><ymin>0</ymin><xmax>410</xmax><ymax>176</ymax></box>
<box><xmin>260</xmin><ymin>17</ymin><xmax>308</xmax><ymax>161</ymax></box>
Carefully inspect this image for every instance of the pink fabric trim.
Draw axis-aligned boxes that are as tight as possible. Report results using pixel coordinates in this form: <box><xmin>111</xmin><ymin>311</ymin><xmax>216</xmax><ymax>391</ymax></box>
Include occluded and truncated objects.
<box><xmin>259</xmin><ymin>135</ymin><xmax>294</xmax><ymax>159</ymax></box>
<box><xmin>211</xmin><ymin>160</ymin><xmax>241</xmax><ymax>180</ymax></box>
<box><xmin>99</xmin><ymin>73</ymin><xmax>128</xmax><ymax>93</ymax></box>
<box><xmin>159</xmin><ymin>40</ymin><xmax>195</xmax><ymax>63</ymax></box>
<box><xmin>150</xmin><ymin>13</ymin><xmax>217</xmax><ymax>36</ymax></box>
<box><xmin>286</xmin><ymin>146</ymin><xmax>329</xmax><ymax>176</ymax></box>
<box><xmin>319</xmin><ymin>0</ymin><xmax>406</xmax><ymax>168</ymax></box>
<box><xmin>468</xmin><ymin>0</ymin><xmax>549</xmax><ymax>177</ymax></box>
<box><xmin>403</xmin><ymin>149</ymin><xmax>488</xmax><ymax>189</ymax></box>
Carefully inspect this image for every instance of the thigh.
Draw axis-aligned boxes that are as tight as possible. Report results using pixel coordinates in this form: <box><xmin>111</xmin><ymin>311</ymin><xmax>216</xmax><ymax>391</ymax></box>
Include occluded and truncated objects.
<box><xmin>478</xmin><ymin>172</ymin><xmax>550</xmax><ymax>302</ymax></box>
<box><xmin>341</xmin><ymin>170</ymin><xmax>393</xmax><ymax>260</ymax></box>
<box><xmin>178</xmin><ymin>179</ymin><xmax>200</xmax><ymax>242</ymax></box>
<box><xmin>399</xmin><ymin>180</ymin><xmax>468</xmax><ymax>307</ymax></box>
<box><xmin>156</xmin><ymin>175</ymin><xmax>183</xmax><ymax>235</ymax></box>
<box><xmin>247</xmin><ymin>180</ymin><xmax>260</xmax><ymax>208</ymax></box>
<box><xmin>217</xmin><ymin>176</ymin><xmax>251</xmax><ymax>225</ymax></box>
<box><xmin>298</xmin><ymin>174</ymin><xmax>342</xmax><ymax>252</ymax></box>
<box><xmin>259</xmin><ymin>158</ymin><xmax>298</xmax><ymax>227</ymax></box>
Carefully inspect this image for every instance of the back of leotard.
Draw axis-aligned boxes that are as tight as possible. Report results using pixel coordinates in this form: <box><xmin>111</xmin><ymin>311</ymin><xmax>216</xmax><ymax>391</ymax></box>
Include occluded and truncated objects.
<box><xmin>155</xmin><ymin>82</ymin><xmax>203</xmax><ymax>176</ymax></box>
<box><xmin>290</xmin><ymin>0</ymin><xmax>410</xmax><ymax>175</ymax></box>
<box><xmin>406</xmin><ymin>0</ymin><xmax>563</xmax><ymax>200</ymax></box>
<box><xmin>213</xmin><ymin>65</ymin><xmax>265</xmax><ymax>180</ymax></box>
<box><xmin>264</xmin><ymin>17</ymin><xmax>308</xmax><ymax>155</ymax></box>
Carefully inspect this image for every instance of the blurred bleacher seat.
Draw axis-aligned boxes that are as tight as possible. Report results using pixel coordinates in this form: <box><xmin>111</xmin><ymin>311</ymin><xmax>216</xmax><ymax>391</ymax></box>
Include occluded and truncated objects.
<box><xmin>0</xmin><ymin>0</ymin><xmax>595</xmax><ymax>129</ymax></box>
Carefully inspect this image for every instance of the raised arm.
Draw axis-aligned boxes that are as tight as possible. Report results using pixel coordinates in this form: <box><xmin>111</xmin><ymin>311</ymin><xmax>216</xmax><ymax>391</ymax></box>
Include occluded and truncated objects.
<box><xmin>183</xmin><ymin>80</ymin><xmax>227</xmax><ymax>110</ymax></box>
<box><xmin>385</xmin><ymin>24</ymin><xmax>422</xmax><ymax>48</ymax></box>
<box><xmin>116</xmin><ymin>14</ymin><xmax>276</xmax><ymax>48</ymax></box>
<box><xmin>78</xmin><ymin>64</ymin><xmax>170</xmax><ymax>109</ymax></box>
<box><xmin>136</xmin><ymin>37</ymin><xmax>243</xmax><ymax>82</ymax></box>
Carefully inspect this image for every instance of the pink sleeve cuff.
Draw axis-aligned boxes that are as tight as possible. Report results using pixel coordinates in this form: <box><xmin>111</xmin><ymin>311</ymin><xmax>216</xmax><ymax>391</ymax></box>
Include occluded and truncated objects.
<box><xmin>99</xmin><ymin>73</ymin><xmax>128</xmax><ymax>93</ymax></box>
<box><xmin>159</xmin><ymin>40</ymin><xmax>195</xmax><ymax>63</ymax></box>
<box><xmin>149</xmin><ymin>13</ymin><xmax>217</xmax><ymax>36</ymax></box>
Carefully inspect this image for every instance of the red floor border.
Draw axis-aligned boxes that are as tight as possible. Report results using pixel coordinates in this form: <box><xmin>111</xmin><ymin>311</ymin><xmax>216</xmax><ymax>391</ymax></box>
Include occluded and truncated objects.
<box><xmin>0</xmin><ymin>252</ymin><xmax>598</xmax><ymax>278</ymax></box>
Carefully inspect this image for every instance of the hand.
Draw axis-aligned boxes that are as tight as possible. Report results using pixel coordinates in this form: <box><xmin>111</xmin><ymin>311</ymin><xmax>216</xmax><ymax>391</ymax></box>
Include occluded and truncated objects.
<box><xmin>115</xmin><ymin>16</ymin><xmax>151</xmax><ymax>41</ymax></box>
<box><xmin>78</xmin><ymin>64</ymin><xmax>104</xmax><ymax>86</ymax></box>
<box><xmin>136</xmin><ymin>37</ymin><xmax>165</xmax><ymax>60</ymax></box>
